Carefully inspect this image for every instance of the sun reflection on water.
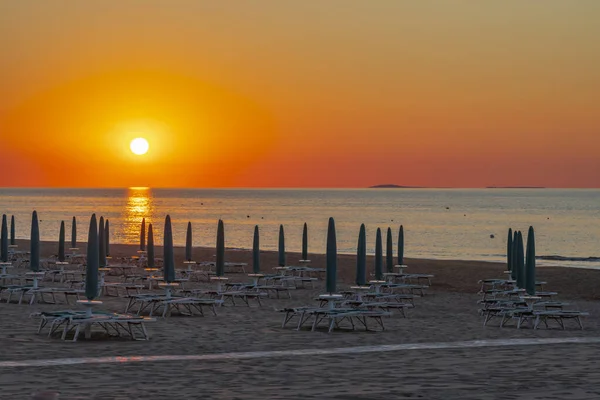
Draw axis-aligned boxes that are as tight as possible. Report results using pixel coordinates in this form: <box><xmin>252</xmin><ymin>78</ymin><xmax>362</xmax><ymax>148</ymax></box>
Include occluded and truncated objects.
<box><xmin>122</xmin><ymin>187</ymin><xmax>154</xmax><ymax>245</ymax></box>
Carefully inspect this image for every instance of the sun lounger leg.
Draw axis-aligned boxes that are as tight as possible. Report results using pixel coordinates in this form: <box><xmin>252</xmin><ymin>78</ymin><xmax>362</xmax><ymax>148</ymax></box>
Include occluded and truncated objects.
<box><xmin>72</xmin><ymin>324</ymin><xmax>81</xmax><ymax>342</ymax></box>
<box><xmin>328</xmin><ymin>318</ymin><xmax>335</xmax><ymax>333</ymax></box>
<box><xmin>311</xmin><ymin>314</ymin><xmax>320</xmax><ymax>332</ymax></box>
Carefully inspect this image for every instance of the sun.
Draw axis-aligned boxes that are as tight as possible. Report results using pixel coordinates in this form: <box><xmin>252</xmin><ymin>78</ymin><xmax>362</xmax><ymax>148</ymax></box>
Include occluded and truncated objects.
<box><xmin>130</xmin><ymin>138</ymin><xmax>149</xmax><ymax>155</ymax></box>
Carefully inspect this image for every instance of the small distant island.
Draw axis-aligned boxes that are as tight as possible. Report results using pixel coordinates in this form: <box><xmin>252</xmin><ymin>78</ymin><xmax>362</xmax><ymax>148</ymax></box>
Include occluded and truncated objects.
<box><xmin>369</xmin><ymin>184</ymin><xmax>423</xmax><ymax>189</ymax></box>
<box><xmin>486</xmin><ymin>186</ymin><xmax>546</xmax><ymax>189</ymax></box>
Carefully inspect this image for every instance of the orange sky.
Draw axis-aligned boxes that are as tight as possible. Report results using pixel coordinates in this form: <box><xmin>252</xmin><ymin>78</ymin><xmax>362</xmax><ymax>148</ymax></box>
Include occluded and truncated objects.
<box><xmin>1</xmin><ymin>1</ymin><xmax>599</xmax><ymax>188</ymax></box>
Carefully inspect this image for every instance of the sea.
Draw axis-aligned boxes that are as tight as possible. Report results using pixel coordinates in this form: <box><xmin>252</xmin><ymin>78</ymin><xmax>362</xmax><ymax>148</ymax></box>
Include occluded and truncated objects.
<box><xmin>0</xmin><ymin>188</ymin><xmax>598</xmax><ymax>269</ymax></box>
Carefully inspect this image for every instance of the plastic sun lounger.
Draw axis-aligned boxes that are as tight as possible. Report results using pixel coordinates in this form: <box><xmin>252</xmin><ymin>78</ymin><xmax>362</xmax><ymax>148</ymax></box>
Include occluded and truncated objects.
<box><xmin>24</xmin><ymin>287</ymin><xmax>84</xmax><ymax>305</ymax></box>
<box><xmin>308</xmin><ymin>309</ymin><xmax>392</xmax><ymax>333</ymax></box>
<box><xmin>33</xmin><ymin>310</ymin><xmax>155</xmax><ymax>341</ymax></box>
<box><xmin>125</xmin><ymin>294</ymin><xmax>223</xmax><ymax>317</ymax></box>
<box><xmin>383</xmin><ymin>283</ymin><xmax>428</xmax><ymax>296</ymax></box>
<box><xmin>533</xmin><ymin>310</ymin><xmax>589</xmax><ymax>330</ymax></box>
<box><xmin>362</xmin><ymin>292</ymin><xmax>416</xmax><ymax>306</ymax></box>
<box><xmin>256</xmin><ymin>284</ymin><xmax>294</xmax><ymax>299</ymax></box>
<box><xmin>102</xmin><ymin>283</ymin><xmax>143</xmax><ymax>297</ymax></box>
<box><xmin>343</xmin><ymin>300</ymin><xmax>413</xmax><ymax>318</ymax></box>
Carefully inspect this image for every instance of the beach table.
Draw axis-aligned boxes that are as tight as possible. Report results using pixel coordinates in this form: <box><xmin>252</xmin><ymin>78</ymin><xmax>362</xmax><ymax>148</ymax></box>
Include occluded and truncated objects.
<box><xmin>0</xmin><ymin>262</ymin><xmax>13</xmax><ymax>275</ymax></box>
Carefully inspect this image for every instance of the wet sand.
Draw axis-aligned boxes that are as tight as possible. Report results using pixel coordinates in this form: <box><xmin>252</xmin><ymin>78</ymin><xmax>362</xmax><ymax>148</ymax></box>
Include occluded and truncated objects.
<box><xmin>1</xmin><ymin>240</ymin><xmax>600</xmax><ymax>399</ymax></box>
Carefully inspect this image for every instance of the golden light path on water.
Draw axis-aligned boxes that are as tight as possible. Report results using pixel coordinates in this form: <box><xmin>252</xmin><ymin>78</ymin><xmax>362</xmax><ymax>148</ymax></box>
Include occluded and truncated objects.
<box><xmin>121</xmin><ymin>187</ymin><xmax>154</xmax><ymax>244</ymax></box>
<box><xmin>0</xmin><ymin>337</ymin><xmax>599</xmax><ymax>368</ymax></box>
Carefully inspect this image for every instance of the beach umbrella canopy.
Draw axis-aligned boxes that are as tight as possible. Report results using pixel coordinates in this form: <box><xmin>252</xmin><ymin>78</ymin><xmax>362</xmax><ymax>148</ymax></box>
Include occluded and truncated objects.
<box><xmin>511</xmin><ymin>230</ymin><xmax>518</xmax><ymax>281</ymax></box>
<box><xmin>163</xmin><ymin>215</ymin><xmax>175</xmax><ymax>283</ymax></box>
<box><xmin>301</xmin><ymin>223</ymin><xmax>308</xmax><ymax>261</ymax></box>
<box><xmin>85</xmin><ymin>214</ymin><xmax>99</xmax><ymax>301</ymax></box>
<box><xmin>71</xmin><ymin>216</ymin><xmax>77</xmax><ymax>249</ymax></box>
<box><xmin>252</xmin><ymin>225</ymin><xmax>260</xmax><ymax>274</ymax></box>
<box><xmin>30</xmin><ymin>211</ymin><xmax>40</xmax><ymax>272</ymax></box>
<box><xmin>1</xmin><ymin>214</ymin><xmax>8</xmax><ymax>262</ymax></box>
<box><xmin>147</xmin><ymin>223</ymin><xmax>155</xmax><ymax>269</ymax></box>
<box><xmin>98</xmin><ymin>216</ymin><xmax>106</xmax><ymax>267</ymax></box>
<box><xmin>10</xmin><ymin>215</ymin><xmax>15</xmax><ymax>246</ymax></box>
<box><xmin>507</xmin><ymin>228</ymin><xmax>513</xmax><ymax>273</ymax></box>
<box><xmin>386</xmin><ymin>227</ymin><xmax>394</xmax><ymax>273</ymax></box>
<box><xmin>326</xmin><ymin>217</ymin><xmax>337</xmax><ymax>294</ymax></box>
<box><xmin>140</xmin><ymin>218</ymin><xmax>146</xmax><ymax>251</ymax></box>
<box><xmin>375</xmin><ymin>227</ymin><xmax>383</xmax><ymax>281</ymax></box>
<box><xmin>58</xmin><ymin>221</ymin><xmax>66</xmax><ymax>262</ymax></box>
<box><xmin>398</xmin><ymin>225</ymin><xmax>404</xmax><ymax>266</ymax></box>
<box><xmin>216</xmin><ymin>219</ymin><xmax>225</xmax><ymax>277</ymax></box>
<box><xmin>105</xmin><ymin>219</ymin><xmax>110</xmax><ymax>257</ymax></box>
<box><xmin>525</xmin><ymin>226</ymin><xmax>536</xmax><ymax>295</ymax></box>
<box><xmin>278</xmin><ymin>224</ymin><xmax>285</xmax><ymax>267</ymax></box>
<box><xmin>516</xmin><ymin>231</ymin><xmax>525</xmax><ymax>289</ymax></box>
<box><xmin>356</xmin><ymin>224</ymin><xmax>367</xmax><ymax>286</ymax></box>
<box><xmin>185</xmin><ymin>221</ymin><xmax>193</xmax><ymax>261</ymax></box>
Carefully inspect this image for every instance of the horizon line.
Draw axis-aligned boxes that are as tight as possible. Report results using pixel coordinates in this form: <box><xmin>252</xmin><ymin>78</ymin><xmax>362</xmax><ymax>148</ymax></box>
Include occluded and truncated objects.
<box><xmin>0</xmin><ymin>186</ymin><xmax>599</xmax><ymax>190</ymax></box>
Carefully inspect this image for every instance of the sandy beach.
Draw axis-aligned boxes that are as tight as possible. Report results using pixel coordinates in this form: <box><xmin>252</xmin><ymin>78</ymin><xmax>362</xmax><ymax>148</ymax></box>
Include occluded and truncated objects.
<box><xmin>1</xmin><ymin>239</ymin><xmax>600</xmax><ymax>399</ymax></box>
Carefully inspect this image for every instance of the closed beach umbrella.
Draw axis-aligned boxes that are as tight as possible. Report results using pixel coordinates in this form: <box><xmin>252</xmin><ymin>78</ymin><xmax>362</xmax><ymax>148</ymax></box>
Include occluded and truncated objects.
<box><xmin>516</xmin><ymin>231</ymin><xmax>525</xmax><ymax>289</ymax></box>
<box><xmin>1</xmin><ymin>214</ymin><xmax>7</xmax><ymax>262</ymax></box>
<box><xmin>386</xmin><ymin>227</ymin><xmax>393</xmax><ymax>273</ymax></box>
<box><xmin>185</xmin><ymin>221</ymin><xmax>193</xmax><ymax>261</ymax></box>
<box><xmin>525</xmin><ymin>226</ymin><xmax>536</xmax><ymax>295</ymax></box>
<box><xmin>85</xmin><ymin>214</ymin><xmax>99</xmax><ymax>300</ymax></box>
<box><xmin>147</xmin><ymin>223</ymin><xmax>155</xmax><ymax>269</ymax></box>
<box><xmin>507</xmin><ymin>228</ymin><xmax>513</xmax><ymax>273</ymax></box>
<box><xmin>30</xmin><ymin>211</ymin><xmax>40</xmax><ymax>272</ymax></box>
<box><xmin>58</xmin><ymin>221</ymin><xmax>66</xmax><ymax>262</ymax></box>
<box><xmin>278</xmin><ymin>224</ymin><xmax>285</xmax><ymax>267</ymax></box>
<box><xmin>140</xmin><ymin>218</ymin><xmax>146</xmax><ymax>251</ymax></box>
<box><xmin>253</xmin><ymin>225</ymin><xmax>260</xmax><ymax>274</ymax></box>
<box><xmin>216</xmin><ymin>219</ymin><xmax>225</xmax><ymax>277</ymax></box>
<box><xmin>398</xmin><ymin>225</ymin><xmax>404</xmax><ymax>266</ymax></box>
<box><xmin>326</xmin><ymin>217</ymin><xmax>337</xmax><ymax>294</ymax></box>
<box><xmin>375</xmin><ymin>227</ymin><xmax>383</xmax><ymax>281</ymax></box>
<box><xmin>105</xmin><ymin>219</ymin><xmax>110</xmax><ymax>257</ymax></box>
<box><xmin>356</xmin><ymin>224</ymin><xmax>367</xmax><ymax>286</ymax></box>
<box><xmin>10</xmin><ymin>215</ymin><xmax>16</xmax><ymax>246</ymax></box>
<box><xmin>71</xmin><ymin>216</ymin><xmax>77</xmax><ymax>249</ymax></box>
<box><xmin>301</xmin><ymin>223</ymin><xmax>308</xmax><ymax>260</ymax></box>
<box><xmin>511</xmin><ymin>230</ymin><xmax>518</xmax><ymax>281</ymax></box>
<box><xmin>163</xmin><ymin>215</ymin><xmax>175</xmax><ymax>283</ymax></box>
<box><xmin>98</xmin><ymin>216</ymin><xmax>106</xmax><ymax>267</ymax></box>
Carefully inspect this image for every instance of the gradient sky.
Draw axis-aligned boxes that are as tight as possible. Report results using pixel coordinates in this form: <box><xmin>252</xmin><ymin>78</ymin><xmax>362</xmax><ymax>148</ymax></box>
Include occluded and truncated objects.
<box><xmin>1</xmin><ymin>1</ymin><xmax>599</xmax><ymax>188</ymax></box>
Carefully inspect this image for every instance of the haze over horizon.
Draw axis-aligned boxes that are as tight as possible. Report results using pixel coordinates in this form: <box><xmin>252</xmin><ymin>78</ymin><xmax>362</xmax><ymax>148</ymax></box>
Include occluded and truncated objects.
<box><xmin>1</xmin><ymin>1</ymin><xmax>599</xmax><ymax>188</ymax></box>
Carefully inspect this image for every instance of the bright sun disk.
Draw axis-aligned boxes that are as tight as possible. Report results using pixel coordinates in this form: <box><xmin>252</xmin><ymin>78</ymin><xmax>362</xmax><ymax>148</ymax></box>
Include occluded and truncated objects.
<box><xmin>130</xmin><ymin>138</ymin><xmax>149</xmax><ymax>155</ymax></box>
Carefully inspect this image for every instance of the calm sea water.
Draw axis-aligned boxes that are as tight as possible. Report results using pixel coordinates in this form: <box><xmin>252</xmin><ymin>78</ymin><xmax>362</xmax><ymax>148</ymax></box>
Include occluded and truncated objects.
<box><xmin>0</xmin><ymin>188</ymin><xmax>598</xmax><ymax>268</ymax></box>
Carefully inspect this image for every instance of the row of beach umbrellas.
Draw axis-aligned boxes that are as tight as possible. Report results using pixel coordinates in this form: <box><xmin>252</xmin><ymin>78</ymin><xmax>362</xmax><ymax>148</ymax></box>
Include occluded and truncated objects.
<box><xmin>14</xmin><ymin>211</ymin><xmax>408</xmax><ymax>301</ymax></box>
<box><xmin>506</xmin><ymin>226</ymin><xmax>536</xmax><ymax>295</ymax></box>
